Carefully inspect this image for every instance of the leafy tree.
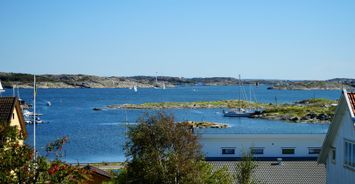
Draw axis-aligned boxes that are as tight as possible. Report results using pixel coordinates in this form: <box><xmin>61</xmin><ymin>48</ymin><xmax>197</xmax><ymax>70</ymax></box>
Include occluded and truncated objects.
<box><xmin>45</xmin><ymin>136</ymin><xmax>92</xmax><ymax>184</ymax></box>
<box><xmin>122</xmin><ymin>112</ymin><xmax>232</xmax><ymax>184</ymax></box>
<box><xmin>47</xmin><ymin>160</ymin><xmax>92</xmax><ymax>184</ymax></box>
<box><xmin>46</xmin><ymin>136</ymin><xmax>69</xmax><ymax>159</ymax></box>
<box><xmin>0</xmin><ymin>126</ymin><xmax>92</xmax><ymax>184</ymax></box>
<box><xmin>0</xmin><ymin>126</ymin><xmax>48</xmax><ymax>183</ymax></box>
<box><xmin>235</xmin><ymin>152</ymin><xmax>259</xmax><ymax>184</ymax></box>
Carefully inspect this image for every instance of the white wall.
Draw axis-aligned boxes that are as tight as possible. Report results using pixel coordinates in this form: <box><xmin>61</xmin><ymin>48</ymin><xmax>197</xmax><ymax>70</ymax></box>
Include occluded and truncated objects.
<box><xmin>198</xmin><ymin>134</ymin><xmax>325</xmax><ymax>158</ymax></box>
<box><xmin>326</xmin><ymin>111</ymin><xmax>355</xmax><ymax>184</ymax></box>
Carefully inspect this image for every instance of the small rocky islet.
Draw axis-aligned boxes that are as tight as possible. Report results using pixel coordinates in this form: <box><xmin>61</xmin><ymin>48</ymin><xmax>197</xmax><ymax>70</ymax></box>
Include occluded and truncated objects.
<box><xmin>178</xmin><ymin>121</ymin><xmax>229</xmax><ymax>128</ymax></box>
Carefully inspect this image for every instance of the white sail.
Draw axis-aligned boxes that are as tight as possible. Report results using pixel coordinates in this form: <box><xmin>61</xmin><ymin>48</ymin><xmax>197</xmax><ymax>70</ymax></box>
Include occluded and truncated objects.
<box><xmin>0</xmin><ymin>81</ymin><xmax>5</xmax><ymax>92</ymax></box>
<box><xmin>133</xmin><ymin>85</ymin><xmax>138</xmax><ymax>92</ymax></box>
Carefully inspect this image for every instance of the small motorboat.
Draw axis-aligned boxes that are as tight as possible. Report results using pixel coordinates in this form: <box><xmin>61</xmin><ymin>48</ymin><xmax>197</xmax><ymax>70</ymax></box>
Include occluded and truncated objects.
<box><xmin>25</xmin><ymin>117</ymin><xmax>47</xmax><ymax>124</ymax></box>
<box><xmin>23</xmin><ymin>110</ymin><xmax>43</xmax><ymax>117</ymax></box>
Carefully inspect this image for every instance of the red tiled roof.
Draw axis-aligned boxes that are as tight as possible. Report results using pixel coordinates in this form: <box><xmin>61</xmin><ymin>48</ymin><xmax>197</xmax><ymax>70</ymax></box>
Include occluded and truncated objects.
<box><xmin>347</xmin><ymin>93</ymin><xmax>355</xmax><ymax>115</ymax></box>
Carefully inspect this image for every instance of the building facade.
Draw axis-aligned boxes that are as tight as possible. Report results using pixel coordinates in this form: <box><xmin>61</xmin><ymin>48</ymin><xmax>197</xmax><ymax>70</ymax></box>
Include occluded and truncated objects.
<box><xmin>0</xmin><ymin>97</ymin><xmax>27</xmax><ymax>145</ymax></box>
<box><xmin>318</xmin><ymin>90</ymin><xmax>355</xmax><ymax>184</ymax></box>
<box><xmin>199</xmin><ymin>133</ymin><xmax>325</xmax><ymax>160</ymax></box>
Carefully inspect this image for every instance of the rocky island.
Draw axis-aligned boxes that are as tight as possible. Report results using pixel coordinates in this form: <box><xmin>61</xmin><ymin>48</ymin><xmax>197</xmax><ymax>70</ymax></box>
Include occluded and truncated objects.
<box><xmin>179</xmin><ymin>121</ymin><xmax>229</xmax><ymax>128</ymax></box>
<box><xmin>100</xmin><ymin>98</ymin><xmax>337</xmax><ymax>123</ymax></box>
<box><xmin>267</xmin><ymin>79</ymin><xmax>355</xmax><ymax>90</ymax></box>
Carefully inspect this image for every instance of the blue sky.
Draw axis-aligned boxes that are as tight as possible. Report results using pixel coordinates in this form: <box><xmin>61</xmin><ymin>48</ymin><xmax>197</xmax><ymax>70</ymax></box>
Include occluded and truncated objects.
<box><xmin>0</xmin><ymin>0</ymin><xmax>354</xmax><ymax>80</ymax></box>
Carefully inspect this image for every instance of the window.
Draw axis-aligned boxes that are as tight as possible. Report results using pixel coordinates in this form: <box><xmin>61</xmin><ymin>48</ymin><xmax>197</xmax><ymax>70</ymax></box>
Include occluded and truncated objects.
<box><xmin>331</xmin><ymin>148</ymin><xmax>336</xmax><ymax>163</ymax></box>
<box><xmin>250</xmin><ymin>147</ymin><xmax>264</xmax><ymax>155</ymax></box>
<box><xmin>344</xmin><ymin>140</ymin><xmax>355</xmax><ymax>169</ymax></box>
<box><xmin>308</xmin><ymin>147</ymin><xmax>321</xmax><ymax>155</ymax></box>
<box><xmin>282</xmin><ymin>148</ymin><xmax>295</xmax><ymax>155</ymax></box>
<box><xmin>222</xmin><ymin>148</ymin><xmax>235</xmax><ymax>155</ymax></box>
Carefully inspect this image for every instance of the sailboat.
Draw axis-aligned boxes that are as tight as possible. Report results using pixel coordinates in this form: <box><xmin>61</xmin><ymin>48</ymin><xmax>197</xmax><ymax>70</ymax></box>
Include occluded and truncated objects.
<box><xmin>223</xmin><ymin>75</ymin><xmax>256</xmax><ymax>117</ymax></box>
<box><xmin>154</xmin><ymin>72</ymin><xmax>160</xmax><ymax>89</ymax></box>
<box><xmin>154</xmin><ymin>72</ymin><xmax>167</xmax><ymax>89</ymax></box>
<box><xmin>133</xmin><ymin>85</ymin><xmax>138</xmax><ymax>92</ymax></box>
<box><xmin>0</xmin><ymin>80</ymin><xmax>5</xmax><ymax>93</ymax></box>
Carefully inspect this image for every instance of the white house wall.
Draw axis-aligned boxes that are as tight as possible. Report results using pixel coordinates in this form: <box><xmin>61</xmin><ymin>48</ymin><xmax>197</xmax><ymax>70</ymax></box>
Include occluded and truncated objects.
<box><xmin>326</xmin><ymin>111</ymin><xmax>355</xmax><ymax>184</ymax></box>
<box><xmin>198</xmin><ymin>134</ymin><xmax>325</xmax><ymax>159</ymax></box>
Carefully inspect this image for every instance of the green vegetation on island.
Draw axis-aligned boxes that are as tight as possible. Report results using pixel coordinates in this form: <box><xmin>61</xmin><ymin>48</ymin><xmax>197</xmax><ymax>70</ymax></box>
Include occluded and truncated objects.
<box><xmin>104</xmin><ymin>98</ymin><xmax>337</xmax><ymax>123</ymax></box>
<box><xmin>268</xmin><ymin>80</ymin><xmax>353</xmax><ymax>90</ymax></box>
<box><xmin>179</xmin><ymin>121</ymin><xmax>229</xmax><ymax>128</ymax></box>
<box><xmin>257</xmin><ymin>98</ymin><xmax>337</xmax><ymax>123</ymax></box>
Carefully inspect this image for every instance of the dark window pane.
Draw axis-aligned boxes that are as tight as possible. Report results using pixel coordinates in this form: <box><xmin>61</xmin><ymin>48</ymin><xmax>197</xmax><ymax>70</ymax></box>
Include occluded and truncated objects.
<box><xmin>308</xmin><ymin>148</ymin><xmax>321</xmax><ymax>154</ymax></box>
<box><xmin>282</xmin><ymin>148</ymin><xmax>295</xmax><ymax>155</ymax></box>
<box><xmin>222</xmin><ymin>148</ymin><xmax>235</xmax><ymax>155</ymax></box>
<box><xmin>251</xmin><ymin>148</ymin><xmax>264</xmax><ymax>155</ymax></box>
<box><xmin>332</xmin><ymin>149</ymin><xmax>336</xmax><ymax>161</ymax></box>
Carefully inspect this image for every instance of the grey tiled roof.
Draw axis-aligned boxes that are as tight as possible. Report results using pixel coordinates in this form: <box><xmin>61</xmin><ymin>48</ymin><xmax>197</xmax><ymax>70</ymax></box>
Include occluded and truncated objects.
<box><xmin>0</xmin><ymin>97</ymin><xmax>27</xmax><ymax>137</ymax></box>
<box><xmin>209</xmin><ymin>161</ymin><xmax>326</xmax><ymax>184</ymax></box>
<box><xmin>0</xmin><ymin>97</ymin><xmax>16</xmax><ymax>124</ymax></box>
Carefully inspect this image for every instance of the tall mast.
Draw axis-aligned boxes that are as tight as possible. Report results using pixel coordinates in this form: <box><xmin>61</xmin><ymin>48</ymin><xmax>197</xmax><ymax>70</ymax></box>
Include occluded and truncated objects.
<box><xmin>13</xmin><ymin>85</ymin><xmax>15</xmax><ymax>97</ymax></box>
<box><xmin>155</xmin><ymin>72</ymin><xmax>158</xmax><ymax>85</ymax></box>
<box><xmin>239</xmin><ymin>74</ymin><xmax>241</xmax><ymax>107</ymax></box>
<box><xmin>33</xmin><ymin>75</ymin><xmax>36</xmax><ymax>161</ymax></box>
<box><xmin>17</xmin><ymin>86</ymin><xmax>20</xmax><ymax>99</ymax></box>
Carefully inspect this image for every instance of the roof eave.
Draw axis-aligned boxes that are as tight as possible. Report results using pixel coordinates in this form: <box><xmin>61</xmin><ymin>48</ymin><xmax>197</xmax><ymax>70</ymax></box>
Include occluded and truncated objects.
<box><xmin>15</xmin><ymin>99</ymin><xmax>27</xmax><ymax>138</ymax></box>
<box><xmin>318</xmin><ymin>91</ymin><xmax>346</xmax><ymax>164</ymax></box>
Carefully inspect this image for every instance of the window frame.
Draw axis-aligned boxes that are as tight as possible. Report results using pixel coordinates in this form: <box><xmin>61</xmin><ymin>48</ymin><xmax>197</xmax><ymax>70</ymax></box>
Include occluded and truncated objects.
<box><xmin>282</xmin><ymin>147</ymin><xmax>295</xmax><ymax>155</ymax></box>
<box><xmin>331</xmin><ymin>147</ymin><xmax>336</xmax><ymax>164</ymax></box>
<box><xmin>221</xmin><ymin>147</ymin><xmax>236</xmax><ymax>155</ymax></box>
<box><xmin>250</xmin><ymin>147</ymin><xmax>264</xmax><ymax>155</ymax></box>
<box><xmin>308</xmin><ymin>147</ymin><xmax>321</xmax><ymax>155</ymax></box>
<box><xmin>344</xmin><ymin>139</ymin><xmax>355</xmax><ymax>170</ymax></box>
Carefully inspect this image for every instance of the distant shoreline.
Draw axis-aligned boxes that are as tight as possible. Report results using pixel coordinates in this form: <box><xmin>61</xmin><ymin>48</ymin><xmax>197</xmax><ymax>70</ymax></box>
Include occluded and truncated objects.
<box><xmin>1</xmin><ymin>72</ymin><xmax>354</xmax><ymax>90</ymax></box>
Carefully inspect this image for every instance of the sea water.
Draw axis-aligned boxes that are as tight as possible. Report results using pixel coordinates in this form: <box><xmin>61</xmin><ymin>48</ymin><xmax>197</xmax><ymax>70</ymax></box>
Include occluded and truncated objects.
<box><xmin>1</xmin><ymin>85</ymin><xmax>340</xmax><ymax>163</ymax></box>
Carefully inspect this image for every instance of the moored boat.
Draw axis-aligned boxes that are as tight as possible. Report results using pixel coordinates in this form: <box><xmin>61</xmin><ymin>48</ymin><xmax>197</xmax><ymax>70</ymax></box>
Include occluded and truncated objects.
<box><xmin>223</xmin><ymin>108</ymin><xmax>255</xmax><ymax>117</ymax></box>
<box><xmin>223</xmin><ymin>75</ymin><xmax>257</xmax><ymax>117</ymax></box>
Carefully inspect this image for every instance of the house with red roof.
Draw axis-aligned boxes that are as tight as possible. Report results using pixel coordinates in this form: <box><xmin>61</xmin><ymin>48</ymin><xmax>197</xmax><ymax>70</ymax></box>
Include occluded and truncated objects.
<box><xmin>318</xmin><ymin>89</ymin><xmax>355</xmax><ymax>184</ymax></box>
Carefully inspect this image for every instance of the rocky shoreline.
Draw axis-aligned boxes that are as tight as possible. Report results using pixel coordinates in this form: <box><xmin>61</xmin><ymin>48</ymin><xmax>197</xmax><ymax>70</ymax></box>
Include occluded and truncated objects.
<box><xmin>267</xmin><ymin>80</ymin><xmax>354</xmax><ymax>90</ymax></box>
<box><xmin>179</xmin><ymin>121</ymin><xmax>229</xmax><ymax>128</ymax></box>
